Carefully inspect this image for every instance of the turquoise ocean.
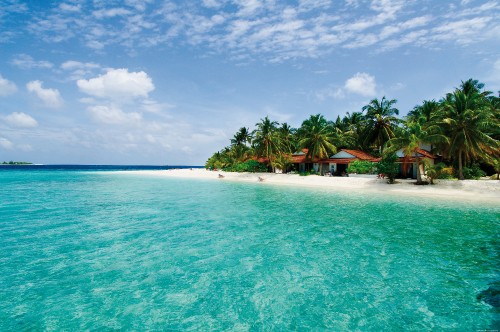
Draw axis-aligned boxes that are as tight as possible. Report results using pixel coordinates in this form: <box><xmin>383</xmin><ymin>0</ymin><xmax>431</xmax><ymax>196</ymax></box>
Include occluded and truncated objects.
<box><xmin>0</xmin><ymin>167</ymin><xmax>498</xmax><ymax>330</ymax></box>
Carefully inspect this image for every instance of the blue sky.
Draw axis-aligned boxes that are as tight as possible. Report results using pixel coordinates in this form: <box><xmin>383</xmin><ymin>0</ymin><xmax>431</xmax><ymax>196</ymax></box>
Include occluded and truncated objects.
<box><xmin>0</xmin><ymin>0</ymin><xmax>499</xmax><ymax>165</ymax></box>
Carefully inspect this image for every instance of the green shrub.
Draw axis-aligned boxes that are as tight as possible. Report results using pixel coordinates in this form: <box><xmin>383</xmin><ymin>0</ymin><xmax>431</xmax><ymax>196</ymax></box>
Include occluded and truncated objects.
<box><xmin>376</xmin><ymin>153</ymin><xmax>399</xmax><ymax>184</ymax></box>
<box><xmin>223</xmin><ymin>160</ymin><xmax>268</xmax><ymax>173</ymax></box>
<box><xmin>437</xmin><ymin>167</ymin><xmax>454</xmax><ymax>179</ymax></box>
<box><xmin>461</xmin><ymin>163</ymin><xmax>486</xmax><ymax>179</ymax></box>
<box><xmin>298</xmin><ymin>169</ymin><xmax>317</xmax><ymax>176</ymax></box>
<box><xmin>424</xmin><ymin>162</ymin><xmax>447</xmax><ymax>184</ymax></box>
<box><xmin>348</xmin><ymin>160</ymin><xmax>376</xmax><ymax>174</ymax></box>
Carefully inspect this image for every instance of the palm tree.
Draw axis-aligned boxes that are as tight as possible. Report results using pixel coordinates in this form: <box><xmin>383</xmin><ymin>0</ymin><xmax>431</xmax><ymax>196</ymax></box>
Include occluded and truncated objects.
<box><xmin>487</xmin><ymin>92</ymin><xmax>500</xmax><ymax>141</ymax></box>
<box><xmin>460</xmin><ymin>78</ymin><xmax>491</xmax><ymax>97</ymax></box>
<box><xmin>341</xmin><ymin>111</ymin><xmax>366</xmax><ymax>149</ymax></box>
<box><xmin>252</xmin><ymin>116</ymin><xmax>281</xmax><ymax>171</ymax></box>
<box><xmin>407</xmin><ymin>100</ymin><xmax>439</xmax><ymax>124</ymax></box>
<box><xmin>438</xmin><ymin>80</ymin><xmax>499</xmax><ymax>180</ymax></box>
<box><xmin>231</xmin><ymin>127</ymin><xmax>252</xmax><ymax>147</ymax></box>
<box><xmin>278</xmin><ymin>122</ymin><xmax>297</xmax><ymax>155</ymax></box>
<box><xmin>386</xmin><ymin>121</ymin><xmax>447</xmax><ymax>183</ymax></box>
<box><xmin>297</xmin><ymin>114</ymin><xmax>337</xmax><ymax>173</ymax></box>
<box><xmin>362</xmin><ymin>97</ymin><xmax>400</xmax><ymax>153</ymax></box>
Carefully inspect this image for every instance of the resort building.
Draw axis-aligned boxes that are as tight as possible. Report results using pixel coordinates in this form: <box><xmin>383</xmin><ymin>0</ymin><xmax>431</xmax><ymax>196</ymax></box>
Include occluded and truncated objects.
<box><xmin>291</xmin><ymin>149</ymin><xmax>378</xmax><ymax>176</ymax></box>
<box><xmin>290</xmin><ymin>149</ymin><xmax>321</xmax><ymax>173</ymax></box>
<box><xmin>395</xmin><ymin>146</ymin><xmax>436</xmax><ymax>179</ymax></box>
<box><xmin>325</xmin><ymin>149</ymin><xmax>379</xmax><ymax>176</ymax></box>
<box><xmin>285</xmin><ymin>145</ymin><xmax>435</xmax><ymax>179</ymax></box>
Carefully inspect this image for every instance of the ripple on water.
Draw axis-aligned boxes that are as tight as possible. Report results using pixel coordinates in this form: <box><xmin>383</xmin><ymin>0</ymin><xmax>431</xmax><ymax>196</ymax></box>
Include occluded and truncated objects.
<box><xmin>0</xmin><ymin>171</ymin><xmax>498</xmax><ymax>330</ymax></box>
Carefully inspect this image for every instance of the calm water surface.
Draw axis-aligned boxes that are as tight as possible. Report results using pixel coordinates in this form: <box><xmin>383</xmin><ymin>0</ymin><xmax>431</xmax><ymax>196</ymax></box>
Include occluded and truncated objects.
<box><xmin>0</xmin><ymin>170</ymin><xmax>498</xmax><ymax>330</ymax></box>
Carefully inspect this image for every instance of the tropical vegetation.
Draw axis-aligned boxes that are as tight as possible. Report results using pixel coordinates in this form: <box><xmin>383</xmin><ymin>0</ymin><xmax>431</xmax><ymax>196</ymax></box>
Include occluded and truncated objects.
<box><xmin>206</xmin><ymin>78</ymin><xmax>499</xmax><ymax>181</ymax></box>
<box><xmin>1</xmin><ymin>161</ymin><xmax>33</xmax><ymax>165</ymax></box>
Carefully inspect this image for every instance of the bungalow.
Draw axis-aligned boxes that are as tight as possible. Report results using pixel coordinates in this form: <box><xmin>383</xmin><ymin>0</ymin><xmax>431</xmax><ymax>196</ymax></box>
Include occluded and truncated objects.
<box><xmin>291</xmin><ymin>149</ymin><xmax>321</xmax><ymax>173</ymax></box>
<box><xmin>323</xmin><ymin>149</ymin><xmax>379</xmax><ymax>176</ymax></box>
<box><xmin>396</xmin><ymin>147</ymin><xmax>436</xmax><ymax>179</ymax></box>
<box><xmin>291</xmin><ymin>148</ymin><xmax>378</xmax><ymax>175</ymax></box>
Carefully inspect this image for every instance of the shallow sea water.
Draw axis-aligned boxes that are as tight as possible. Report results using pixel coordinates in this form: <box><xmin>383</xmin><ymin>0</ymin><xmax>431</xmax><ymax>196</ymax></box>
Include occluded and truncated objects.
<box><xmin>0</xmin><ymin>170</ymin><xmax>499</xmax><ymax>330</ymax></box>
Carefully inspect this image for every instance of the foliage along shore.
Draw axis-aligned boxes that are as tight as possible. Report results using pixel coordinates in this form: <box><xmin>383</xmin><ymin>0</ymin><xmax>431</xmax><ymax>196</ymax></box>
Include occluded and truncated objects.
<box><xmin>206</xmin><ymin>78</ymin><xmax>499</xmax><ymax>182</ymax></box>
<box><xmin>1</xmin><ymin>161</ymin><xmax>33</xmax><ymax>165</ymax></box>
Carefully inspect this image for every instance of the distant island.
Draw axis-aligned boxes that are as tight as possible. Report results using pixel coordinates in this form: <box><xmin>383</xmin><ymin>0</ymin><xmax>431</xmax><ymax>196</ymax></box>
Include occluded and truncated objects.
<box><xmin>1</xmin><ymin>161</ymin><xmax>33</xmax><ymax>165</ymax></box>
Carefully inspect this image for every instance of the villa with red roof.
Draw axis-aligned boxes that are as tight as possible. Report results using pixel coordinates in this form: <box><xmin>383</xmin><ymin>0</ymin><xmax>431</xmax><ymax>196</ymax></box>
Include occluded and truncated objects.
<box><xmin>291</xmin><ymin>148</ymin><xmax>378</xmax><ymax>175</ymax></box>
<box><xmin>395</xmin><ymin>144</ymin><xmax>436</xmax><ymax>179</ymax></box>
<box><xmin>290</xmin><ymin>146</ymin><xmax>435</xmax><ymax>178</ymax></box>
<box><xmin>324</xmin><ymin>149</ymin><xmax>379</xmax><ymax>175</ymax></box>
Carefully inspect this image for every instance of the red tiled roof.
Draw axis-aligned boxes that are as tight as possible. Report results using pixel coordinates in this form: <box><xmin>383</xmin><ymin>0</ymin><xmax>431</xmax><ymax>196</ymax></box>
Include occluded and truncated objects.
<box><xmin>340</xmin><ymin>149</ymin><xmax>377</xmax><ymax>161</ymax></box>
<box><xmin>397</xmin><ymin>149</ymin><xmax>435</xmax><ymax>162</ymax></box>
<box><xmin>416</xmin><ymin>148</ymin><xmax>435</xmax><ymax>159</ymax></box>
<box><xmin>288</xmin><ymin>148</ymin><xmax>379</xmax><ymax>164</ymax></box>
<box><xmin>291</xmin><ymin>148</ymin><xmax>324</xmax><ymax>163</ymax></box>
<box><xmin>290</xmin><ymin>155</ymin><xmax>306</xmax><ymax>163</ymax></box>
<box><xmin>291</xmin><ymin>155</ymin><xmax>323</xmax><ymax>163</ymax></box>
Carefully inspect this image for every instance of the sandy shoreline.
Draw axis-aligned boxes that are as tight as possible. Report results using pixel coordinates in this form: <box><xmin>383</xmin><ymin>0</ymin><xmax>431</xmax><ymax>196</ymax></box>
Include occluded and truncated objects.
<box><xmin>114</xmin><ymin>168</ymin><xmax>500</xmax><ymax>204</ymax></box>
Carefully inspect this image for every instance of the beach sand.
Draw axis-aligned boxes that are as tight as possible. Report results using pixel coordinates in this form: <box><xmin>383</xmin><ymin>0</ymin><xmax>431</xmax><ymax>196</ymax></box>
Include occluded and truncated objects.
<box><xmin>117</xmin><ymin>169</ymin><xmax>500</xmax><ymax>204</ymax></box>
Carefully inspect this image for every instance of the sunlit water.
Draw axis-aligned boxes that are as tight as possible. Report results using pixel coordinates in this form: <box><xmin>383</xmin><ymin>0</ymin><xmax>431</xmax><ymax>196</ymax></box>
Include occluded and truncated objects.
<box><xmin>0</xmin><ymin>170</ymin><xmax>498</xmax><ymax>330</ymax></box>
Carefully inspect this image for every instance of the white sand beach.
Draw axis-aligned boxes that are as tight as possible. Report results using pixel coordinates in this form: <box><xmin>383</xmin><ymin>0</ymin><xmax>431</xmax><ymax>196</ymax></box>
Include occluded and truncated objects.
<box><xmin>118</xmin><ymin>168</ymin><xmax>500</xmax><ymax>204</ymax></box>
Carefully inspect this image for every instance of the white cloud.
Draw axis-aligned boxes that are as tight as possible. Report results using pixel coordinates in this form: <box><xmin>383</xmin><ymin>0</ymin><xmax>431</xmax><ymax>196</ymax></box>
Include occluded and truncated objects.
<box><xmin>61</xmin><ymin>60</ymin><xmax>101</xmax><ymax>80</ymax></box>
<box><xmin>11</xmin><ymin>54</ymin><xmax>53</xmax><ymax>69</ymax></box>
<box><xmin>0</xmin><ymin>137</ymin><xmax>13</xmax><ymax>150</ymax></box>
<box><xmin>93</xmin><ymin>8</ymin><xmax>132</xmax><ymax>19</ymax></box>
<box><xmin>141</xmin><ymin>99</ymin><xmax>173</xmax><ymax>113</ymax></box>
<box><xmin>86</xmin><ymin>40</ymin><xmax>105</xmax><ymax>50</ymax></box>
<box><xmin>430</xmin><ymin>17</ymin><xmax>492</xmax><ymax>44</ymax></box>
<box><xmin>26</xmin><ymin>80</ymin><xmax>64</xmax><ymax>108</ymax></box>
<box><xmin>77</xmin><ymin>68</ymin><xmax>155</xmax><ymax>100</ymax></box>
<box><xmin>344</xmin><ymin>72</ymin><xmax>377</xmax><ymax>97</ymax></box>
<box><xmin>266</xmin><ymin>108</ymin><xmax>292</xmax><ymax>122</ymax></box>
<box><xmin>237</xmin><ymin>0</ymin><xmax>264</xmax><ymax>17</ymax></box>
<box><xmin>315</xmin><ymin>86</ymin><xmax>345</xmax><ymax>101</ymax></box>
<box><xmin>61</xmin><ymin>60</ymin><xmax>100</xmax><ymax>70</ymax></box>
<box><xmin>59</xmin><ymin>3</ymin><xmax>81</xmax><ymax>12</ymax></box>
<box><xmin>125</xmin><ymin>0</ymin><xmax>152</xmax><ymax>11</ymax></box>
<box><xmin>18</xmin><ymin>1</ymin><xmax>500</xmax><ymax>63</ymax></box>
<box><xmin>88</xmin><ymin>105</ymin><xmax>142</xmax><ymax>125</ymax></box>
<box><xmin>0</xmin><ymin>75</ymin><xmax>17</xmax><ymax>96</ymax></box>
<box><xmin>3</xmin><ymin>112</ymin><xmax>38</xmax><ymax>128</ymax></box>
<box><xmin>202</xmin><ymin>0</ymin><xmax>222</xmax><ymax>8</ymax></box>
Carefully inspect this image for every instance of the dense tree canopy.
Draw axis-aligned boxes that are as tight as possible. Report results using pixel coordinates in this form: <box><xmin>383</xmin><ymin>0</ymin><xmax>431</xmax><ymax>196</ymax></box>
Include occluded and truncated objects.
<box><xmin>297</xmin><ymin>114</ymin><xmax>337</xmax><ymax>161</ymax></box>
<box><xmin>206</xmin><ymin>78</ymin><xmax>499</xmax><ymax>179</ymax></box>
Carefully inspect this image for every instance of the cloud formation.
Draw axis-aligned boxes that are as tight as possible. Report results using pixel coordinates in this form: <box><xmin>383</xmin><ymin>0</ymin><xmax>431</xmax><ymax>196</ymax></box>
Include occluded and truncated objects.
<box><xmin>26</xmin><ymin>80</ymin><xmax>64</xmax><ymax>108</ymax></box>
<box><xmin>61</xmin><ymin>60</ymin><xmax>101</xmax><ymax>80</ymax></box>
<box><xmin>13</xmin><ymin>0</ymin><xmax>500</xmax><ymax>62</ymax></box>
<box><xmin>87</xmin><ymin>105</ymin><xmax>142</xmax><ymax>125</ymax></box>
<box><xmin>0</xmin><ymin>137</ymin><xmax>13</xmax><ymax>150</ymax></box>
<box><xmin>77</xmin><ymin>68</ymin><xmax>154</xmax><ymax>100</ymax></box>
<box><xmin>0</xmin><ymin>75</ymin><xmax>17</xmax><ymax>96</ymax></box>
<box><xmin>3</xmin><ymin>112</ymin><xmax>38</xmax><ymax>128</ymax></box>
<box><xmin>11</xmin><ymin>54</ymin><xmax>53</xmax><ymax>69</ymax></box>
<box><xmin>344</xmin><ymin>72</ymin><xmax>377</xmax><ymax>97</ymax></box>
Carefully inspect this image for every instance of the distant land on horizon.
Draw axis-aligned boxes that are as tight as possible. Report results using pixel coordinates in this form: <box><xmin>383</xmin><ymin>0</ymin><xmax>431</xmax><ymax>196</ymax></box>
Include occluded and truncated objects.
<box><xmin>1</xmin><ymin>161</ymin><xmax>33</xmax><ymax>165</ymax></box>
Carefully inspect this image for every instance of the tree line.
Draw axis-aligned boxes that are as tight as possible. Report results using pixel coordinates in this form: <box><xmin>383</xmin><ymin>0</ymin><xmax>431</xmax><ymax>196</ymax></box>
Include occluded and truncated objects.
<box><xmin>206</xmin><ymin>79</ymin><xmax>499</xmax><ymax>180</ymax></box>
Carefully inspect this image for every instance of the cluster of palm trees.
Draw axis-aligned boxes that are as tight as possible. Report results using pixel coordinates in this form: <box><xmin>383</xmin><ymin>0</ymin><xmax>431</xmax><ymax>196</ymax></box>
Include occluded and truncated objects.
<box><xmin>206</xmin><ymin>79</ymin><xmax>499</xmax><ymax>180</ymax></box>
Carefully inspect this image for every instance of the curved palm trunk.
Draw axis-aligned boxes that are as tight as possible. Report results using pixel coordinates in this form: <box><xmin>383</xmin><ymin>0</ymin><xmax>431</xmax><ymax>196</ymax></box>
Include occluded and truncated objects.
<box><xmin>458</xmin><ymin>150</ymin><xmax>464</xmax><ymax>180</ymax></box>
<box><xmin>415</xmin><ymin>156</ymin><xmax>422</xmax><ymax>183</ymax></box>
